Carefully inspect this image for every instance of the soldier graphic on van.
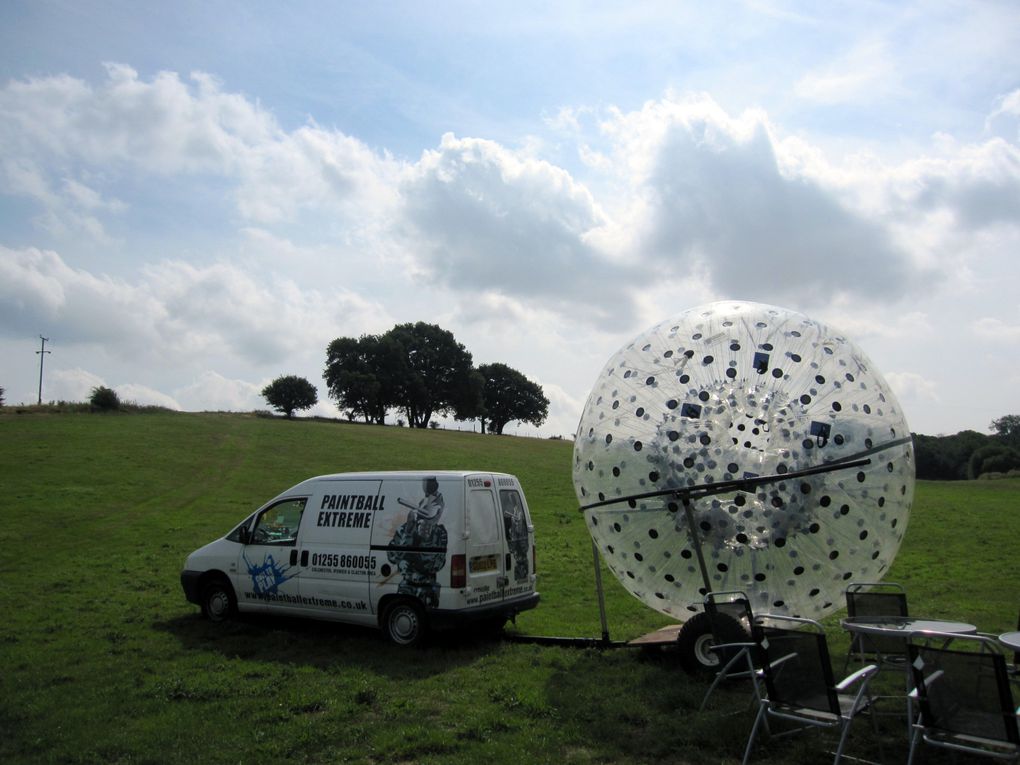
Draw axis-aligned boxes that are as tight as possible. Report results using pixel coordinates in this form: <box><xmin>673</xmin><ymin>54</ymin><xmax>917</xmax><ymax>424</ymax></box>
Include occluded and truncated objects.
<box><xmin>388</xmin><ymin>476</ymin><xmax>448</xmax><ymax>608</ymax></box>
<box><xmin>500</xmin><ymin>490</ymin><xmax>529</xmax><ymax>581</ymax></box>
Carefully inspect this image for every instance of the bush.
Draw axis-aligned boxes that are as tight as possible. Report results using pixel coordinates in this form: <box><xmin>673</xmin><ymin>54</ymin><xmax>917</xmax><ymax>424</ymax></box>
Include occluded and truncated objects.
<box><xmin>90</xmin><ymin>386</ymin><xmax>121</xmax><ymax>412</ymax></box>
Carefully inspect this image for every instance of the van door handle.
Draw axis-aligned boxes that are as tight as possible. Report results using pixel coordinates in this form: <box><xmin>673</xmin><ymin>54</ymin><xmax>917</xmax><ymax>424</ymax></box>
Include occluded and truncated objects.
<box><xmin>301</xmin><ymin>550</ymin><xmax>309</xmax><ymax>567</ymax></box>
<box><xmin>290</xmin><ymin>549</ymin><xmax>298</xmax><ymax>566</ymax></box>
<box><xmin>505</xmin><ymin>553</ymin><xmax>512</xmax><ymax>571</ymax></box>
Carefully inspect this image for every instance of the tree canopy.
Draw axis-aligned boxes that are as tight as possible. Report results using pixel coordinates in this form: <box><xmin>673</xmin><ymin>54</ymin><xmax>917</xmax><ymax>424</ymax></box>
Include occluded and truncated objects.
<box><xmin>913</xmin><ymin>415</ymin><xmax>1020</xmax><ymax>480</ymax></box>
<box><xmin>477</xmin><ymin>362</ymin><xmax>549</xmax><ymax>434</ymax></box>
<box><xmin>323</xmin><ymin>335</ymin><xmax>404</xmax><ymax>424</ymax></box>
<box><xmin>261</xmin><ymin>375</ymin><xmax>318</xmax><ymax>418</ymax></box>
<box><xmin>991</xmin><ymin>414</ymin><xmax>1020</xmax><ymax>448</ymax></box>
<box><xmin>323</xmin><ymin>323</ymin><xmax>486</xmax><ymax>428</ymax></box>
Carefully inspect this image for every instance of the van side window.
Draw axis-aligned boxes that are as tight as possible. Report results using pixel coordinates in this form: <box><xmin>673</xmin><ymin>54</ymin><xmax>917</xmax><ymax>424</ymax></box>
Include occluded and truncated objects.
<box><xmin>468</xmin><ymin>490</ymin><xmax>500</xmax><ymax>544</ymax></box>
<box><xmin>225</xmin><ymin>512</ymin><xmax>257</xmax><ymax>542</ymax></box>
<box><xmin>249</xmin><ymin>499</ymin><xmax>307</xmax><ymax>546</ymax></box>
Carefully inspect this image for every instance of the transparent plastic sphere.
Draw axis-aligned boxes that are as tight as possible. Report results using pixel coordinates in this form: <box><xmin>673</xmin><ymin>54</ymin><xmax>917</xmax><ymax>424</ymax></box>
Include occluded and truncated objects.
<box><xmin>572</xmin><ymin>301</ymin><xmax>914</xmax><ymax>622</ymax></box>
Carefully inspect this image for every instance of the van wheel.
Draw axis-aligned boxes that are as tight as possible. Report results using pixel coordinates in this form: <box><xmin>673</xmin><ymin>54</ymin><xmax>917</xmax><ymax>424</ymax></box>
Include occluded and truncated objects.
<box><xmin>201</xmin><ymin>577</ymin><xmax>236</xmax><ymax>623</ymax></box>
<box><xmin>383</xmin><ymin>600</ymin><xmax>426</xmax><ymax>647</ymax></box>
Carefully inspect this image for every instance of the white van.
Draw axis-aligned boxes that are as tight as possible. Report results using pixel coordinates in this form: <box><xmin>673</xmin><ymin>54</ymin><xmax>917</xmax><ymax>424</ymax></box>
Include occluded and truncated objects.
<box><xmin>181</xmin><ymin>471</ymin><xmax>539</xmax><ymax>645</ymax></box>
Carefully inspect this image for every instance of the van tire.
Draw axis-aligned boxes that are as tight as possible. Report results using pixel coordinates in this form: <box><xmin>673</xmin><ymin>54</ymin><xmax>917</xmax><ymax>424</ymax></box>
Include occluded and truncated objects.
<box><xmin>201</xmin><ymin>577</ymin><xmax>237</xmax><ymax>622</ymax></box>
<box><xmin>382</xmin><ymin>600</ymin><xmax>426</xmax><ymax>647</ymax></box>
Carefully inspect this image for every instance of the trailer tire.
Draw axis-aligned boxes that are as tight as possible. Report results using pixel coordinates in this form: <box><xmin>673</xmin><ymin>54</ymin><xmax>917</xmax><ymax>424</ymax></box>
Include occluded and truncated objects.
<box><xmin>383</xmin><ymin>600</ymin><xmax>427</xmax><ymax>647</ymax></box>
<box><xmin>676</xmin><ymin>611</ymin><xmax>749</xmax><ymax>674</ymax></box>
<box><xmin>201</xmin><ymin>576</ymin><xmax>237</xmax><ymax>623</ymax></box>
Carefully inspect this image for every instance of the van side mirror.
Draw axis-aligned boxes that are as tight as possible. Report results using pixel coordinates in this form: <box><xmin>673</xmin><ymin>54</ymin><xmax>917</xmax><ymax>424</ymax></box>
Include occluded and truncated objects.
<box><xmin>238</xmin><ymin>527</ymin><xmax>251</xmax><ymax>545</ymax></box>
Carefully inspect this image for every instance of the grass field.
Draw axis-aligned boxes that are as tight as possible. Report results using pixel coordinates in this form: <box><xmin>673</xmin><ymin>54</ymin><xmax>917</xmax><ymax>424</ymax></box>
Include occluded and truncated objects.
<box><xmin>1</xmin><ymin>411</ymin><xmax>1017</xmax><ymax>764</ymax></box>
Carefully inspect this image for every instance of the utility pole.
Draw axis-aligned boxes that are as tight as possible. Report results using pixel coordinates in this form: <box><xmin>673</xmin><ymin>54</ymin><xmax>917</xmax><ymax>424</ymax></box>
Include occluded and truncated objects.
<box><xmin>36</xmin><ymin>335</ymin><xmax>51</xmax><ymax>405</ymax></box>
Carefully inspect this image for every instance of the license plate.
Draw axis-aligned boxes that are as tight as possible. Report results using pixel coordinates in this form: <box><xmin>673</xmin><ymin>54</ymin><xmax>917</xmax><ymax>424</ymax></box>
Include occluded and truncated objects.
<box><xmin>469</xmin><ymin>555</ymin><xmax>497</xmax><ymax>573</ymax></box>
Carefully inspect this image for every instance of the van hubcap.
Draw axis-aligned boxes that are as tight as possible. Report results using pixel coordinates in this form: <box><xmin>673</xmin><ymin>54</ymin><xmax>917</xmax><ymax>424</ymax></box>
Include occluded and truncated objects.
<box><xmin>391</xmin><ymin>608</ymin><xmax>418</xmax><ymax>642</ymax></box>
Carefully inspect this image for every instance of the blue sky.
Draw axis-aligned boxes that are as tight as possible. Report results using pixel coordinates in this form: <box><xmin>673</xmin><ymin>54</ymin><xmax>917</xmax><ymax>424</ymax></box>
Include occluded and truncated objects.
<box><xmin>1</xmin><ymin>1</ymin><xmax>1018</xmax><ymax>437</ymax></box>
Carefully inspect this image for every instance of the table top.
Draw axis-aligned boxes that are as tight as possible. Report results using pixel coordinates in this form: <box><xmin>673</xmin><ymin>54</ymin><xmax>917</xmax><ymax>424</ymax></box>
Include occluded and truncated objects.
<box><xmin>840</xmin><ymin>616</ymin><xmax>977</xmax><ymax>636</ymax></box>
<box><xmin>999</xmin><ymin>631</ymin><xmax>1020</xmax><ymax>651</ymax></box>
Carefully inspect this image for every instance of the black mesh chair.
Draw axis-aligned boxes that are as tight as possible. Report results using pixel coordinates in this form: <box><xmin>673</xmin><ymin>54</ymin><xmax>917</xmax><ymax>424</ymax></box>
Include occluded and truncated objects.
<box><xmin>1013</xmin><ymin>610</ymin><xmax>1020</xmax><ymax>676</ymax></box>
<box><xmin>907</xmin><ymin>631</ymin><xmax>1020</xmax><ymax>763</ymax></box>
<box><xmin>698</xmin><ymin>591</ymin><xmax>761</xmax><ymax>712</ymax></box>
<box><xmin>742</xmin><ymin>615</ymin><xmax>879</xmax><ymax>765</ymax></box>
<box><xmin>843</xmin><ymin>581</ymin><xmax>909</xmax><ymax>671</ymax></box>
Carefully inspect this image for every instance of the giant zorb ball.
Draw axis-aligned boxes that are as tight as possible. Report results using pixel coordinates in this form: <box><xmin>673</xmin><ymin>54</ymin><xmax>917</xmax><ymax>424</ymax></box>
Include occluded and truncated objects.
<box><xmin>572</xmin><ymin>301</ymin><xmax>915</xmax><ymax>622</ymax></box>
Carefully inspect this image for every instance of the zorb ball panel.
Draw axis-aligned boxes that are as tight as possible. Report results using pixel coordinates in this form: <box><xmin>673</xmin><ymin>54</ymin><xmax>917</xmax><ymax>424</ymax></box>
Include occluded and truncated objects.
<box><xmin>572</xmin><ymin>302</ymin><xmax>914</xmax><ymax>622</ymax></box>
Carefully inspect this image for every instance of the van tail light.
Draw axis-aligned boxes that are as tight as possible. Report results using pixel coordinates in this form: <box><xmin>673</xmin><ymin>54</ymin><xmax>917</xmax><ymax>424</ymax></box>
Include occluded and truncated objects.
<box><xmin>451</xmin><ymin>554</ymin><xmax>466</xmax><ymax>588</ymax></box>
<box><xmin>531</xmin><ymin>545</ymin><xmax>536</xmax><ymax>574</ymax></box>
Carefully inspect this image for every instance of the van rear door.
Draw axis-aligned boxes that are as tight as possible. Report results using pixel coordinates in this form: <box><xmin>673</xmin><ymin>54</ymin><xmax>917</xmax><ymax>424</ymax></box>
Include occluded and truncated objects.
<box><xmin>497</xmin><ymin>482</ymin><xmax>534</xmax><ymax>595</ymax></box>
<box><xmin>465</xmin><ymin>479</ymin><xmax>506</xmax><ymax>599</ymax></box>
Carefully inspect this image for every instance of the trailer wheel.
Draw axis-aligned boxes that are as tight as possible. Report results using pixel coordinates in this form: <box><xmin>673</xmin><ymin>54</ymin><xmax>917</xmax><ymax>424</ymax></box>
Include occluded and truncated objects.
<box><xmin>201</xmin><ymin>576</ymin><xmax>236</xmax><ymax>623</ymax></box>
<box><xmin>676</xmin><ymin>611</ymin><xmax>749</xmax><ymax>674</ymax></box>
<box><xmin>383</xmin><ymin>600</ymin><xmax>427</xmax><ymax>647</ymax></box>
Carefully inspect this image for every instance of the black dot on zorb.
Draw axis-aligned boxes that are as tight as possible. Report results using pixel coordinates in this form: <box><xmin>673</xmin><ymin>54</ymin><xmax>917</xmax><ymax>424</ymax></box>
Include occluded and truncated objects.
<box><xmin>571</xmin><ymin>300</ymin><xmax>915</xmax><ymax>624</ymax></box>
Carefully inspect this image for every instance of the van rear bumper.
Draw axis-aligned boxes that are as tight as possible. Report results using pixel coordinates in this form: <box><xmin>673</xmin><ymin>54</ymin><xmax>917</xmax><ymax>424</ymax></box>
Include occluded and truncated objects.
<box><xmin>430</xmin><ymin>592</ymin><xmax>540</xmax><ymax>630</ymax></box>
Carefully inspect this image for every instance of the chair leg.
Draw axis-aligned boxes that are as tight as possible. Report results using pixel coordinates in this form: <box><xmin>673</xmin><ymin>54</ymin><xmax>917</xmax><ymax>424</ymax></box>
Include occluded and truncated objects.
<box><xmin>699</xmin><ymin>649</ymin><xmax>749</xmax><ymax>712</ymax></box>
<box><xmin>741</xmin><ymin>703</ymin><xmax>768</xmax><ymax>765</ymax></box>
<box><xmin>906</xmin><ymin>724</ymin><xmax>922</xmax><ymax>765</ymax></box>
<box><xmin>832</xmin><ymin>717</ymin><xmax>857</xmax><ymax>765</ymax></box>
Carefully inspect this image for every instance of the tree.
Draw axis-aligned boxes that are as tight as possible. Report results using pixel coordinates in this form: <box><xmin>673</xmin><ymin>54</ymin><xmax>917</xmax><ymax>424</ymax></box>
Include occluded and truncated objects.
<box><xmin>990</xmin><ymin>414</ymin><xmax>1020</xmax><ymax>448</ymax></box>
<box><xmin>90</xmin><ymin>386</ymin><xmax>120</xmax><ymax>411</ymax></box>
<box><xmin>477</xmin><ymin>362</ymin><xmax>549</xmax><ymax>435</ymax></box>
<box><xmin>324</xmin><ymin>334</ymin><xmax>405</xmax><ymax>424</ymax></box>
<box><xmin>261</xmin><ymin>375</ymin><xmax>318</xmax><ymax>418</ymax></box>
<box><xmin>968</xmin><ymin>443</ymin><xmax>1020</xmax><ymax>478</ymax></box>
<box><xmin>385</xmin><ymin>322</ymin><xmax>482</xmax><ymax>428</ymax></box>
<box><xmin>0</xmin><ymin>385</ymin><xmax>5</xmax><ymax>407</ymax></box>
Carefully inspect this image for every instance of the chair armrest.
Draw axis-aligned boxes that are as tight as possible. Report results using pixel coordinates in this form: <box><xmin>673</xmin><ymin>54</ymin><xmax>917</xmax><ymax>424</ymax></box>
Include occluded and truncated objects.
<box><xmin>908</xmin><ymin>668</ymin><xmax>945</xmax><ymax>700</ymax></box>
<box><xmin>835</xmin><ymin>663</ymin><xmax>878</xmax><ymax>691</ymax></box>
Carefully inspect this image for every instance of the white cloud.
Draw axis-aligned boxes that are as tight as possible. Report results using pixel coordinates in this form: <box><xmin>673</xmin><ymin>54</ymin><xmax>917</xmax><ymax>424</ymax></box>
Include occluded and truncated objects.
<box><xmin>592</xmin><ymin>95</ymin><xmax>925</xmax><ymax>306</ymax></box>
<box><xmin>794</xmin><ymin>38</ymin><xmax>897</xmax><ymax>104</ymax></box>
<box><xmin>886</xmin><ymin>371</ymin><xmax>940</xmax><ymax>403</ymax></box>
<box><xmin>0</xmin><ymin>245</ymin><xmax>386</xmax><ymax>369</ymax></box>
<box><xmin>115</xmin><ymin>383</ymin><xmax>182</xmax><ymax>409</ymax></box>
<box><xmin>973</xmin><ymin>317</ymin><xmax>1020</xmax><ymax>344</ymax></box>
<box><xmin>401</xmin><ymin>132</ymin><xmax>636</xmax><ymax>327</ymax></box>
<box><xmin>0</xmin><ymin>65</ymin><xmax>401</xmax><ymax>239</ymax></box>
<box><xmin>173</xmin><ymin>371</ymin><xmax>264</xmax><ymax>411</ymax></box>
<box><xmin>45</xmin><ymin>367</ymin><xmax>106</xmax><ymax>403</ymax></box>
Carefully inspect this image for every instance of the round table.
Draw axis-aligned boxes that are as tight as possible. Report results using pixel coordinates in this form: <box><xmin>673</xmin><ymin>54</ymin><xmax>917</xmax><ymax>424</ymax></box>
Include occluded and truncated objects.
<box><xmin>841</xmin><ymin>616</ymin><xmax>977</xmax><ymax>637</ymax></box>
<box><xmin>999</xmin><ymin>631</ymin><xmax>1020</xmax><ymax>652</ymax></box>
<box><xmin>840</xmin><ymin>616</ymin><xmax>978</xmax><ymax>736</ymax></box>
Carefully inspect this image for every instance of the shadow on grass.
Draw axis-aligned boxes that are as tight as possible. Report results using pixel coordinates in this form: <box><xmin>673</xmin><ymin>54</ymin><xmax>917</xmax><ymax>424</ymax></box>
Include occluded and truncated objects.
<box><xmin>153</xmin><ymin>611</ymin><xmax>507</xmax><ymax>679</ymax></box>
<box><xmin>540</xmin><ymin>645</ymin><xmax>912</xmax><ymax>764</ymax></box>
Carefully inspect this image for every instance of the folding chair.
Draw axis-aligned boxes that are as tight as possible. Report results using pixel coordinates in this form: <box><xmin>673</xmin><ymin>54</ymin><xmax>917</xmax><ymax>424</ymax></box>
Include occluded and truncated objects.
<box><xmin>907</xmin><ymin>631</ymin><xmax>1020</xmax><ymax>763</ymax></box>
<box><xmin>742</xmin><ymin>615</ymin><xmax>879</xmax><ymax>765</ymax></box>
<box><xmin>698</xmin><ymin>591</ymin><xmax>762</xmax><ymax>712</ymax></box>
<box><xmin>1013</xmin><ymin>610</ymin><xmax>1020</xmax><ymax>677</ymax></box>
<box><xmin>843</xmin><ymin>581</ymin><xmax>908</xmax><ymax>672</ymax></box>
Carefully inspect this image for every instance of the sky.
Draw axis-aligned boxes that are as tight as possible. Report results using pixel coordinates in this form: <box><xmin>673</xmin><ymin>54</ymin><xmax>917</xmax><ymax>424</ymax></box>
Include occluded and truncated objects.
<box><xmin>1</xmin><ymin>1</ymin><xmax>1018</xmax><ymax>438</ymax></box>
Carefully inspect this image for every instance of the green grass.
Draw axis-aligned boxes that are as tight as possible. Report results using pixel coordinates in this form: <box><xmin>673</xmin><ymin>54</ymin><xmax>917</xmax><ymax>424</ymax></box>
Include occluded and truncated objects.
<box><xmin>1</xmin><ymin>411</ymin><xmax>1017</xmax><ymax>764</ymax></box>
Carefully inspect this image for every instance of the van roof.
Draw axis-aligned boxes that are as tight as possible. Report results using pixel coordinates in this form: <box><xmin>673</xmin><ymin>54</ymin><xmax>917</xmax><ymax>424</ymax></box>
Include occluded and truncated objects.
<box><xmin>291</xmin><ymin>470</ymin><xmax>517</xmax><ymax>487</ymax></box>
